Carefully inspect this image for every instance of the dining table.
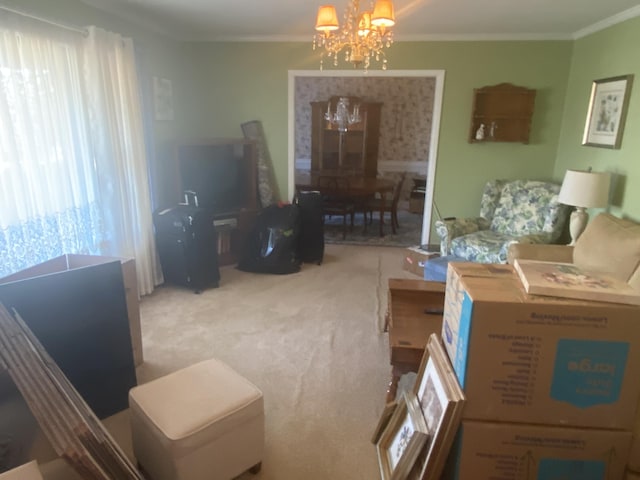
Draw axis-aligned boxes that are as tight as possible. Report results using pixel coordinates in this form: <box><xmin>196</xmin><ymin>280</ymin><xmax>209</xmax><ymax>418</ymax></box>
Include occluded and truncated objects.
<box><xmin>294</xmin><ymin>170</ymin><xmax>397</xmax><ymax>236</ymax></box>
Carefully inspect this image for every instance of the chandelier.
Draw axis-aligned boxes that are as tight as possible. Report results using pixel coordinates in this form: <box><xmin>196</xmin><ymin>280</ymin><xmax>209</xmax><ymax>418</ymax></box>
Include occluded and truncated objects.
<box><xmin>326</xmin><ymin>97</ymin><xmax>361</xmax><ymax>132</ymax></box>
<box><xmin>312</xmin><ymin>0</ymin><xmax>396</xmax><ymax>70</ymax></box>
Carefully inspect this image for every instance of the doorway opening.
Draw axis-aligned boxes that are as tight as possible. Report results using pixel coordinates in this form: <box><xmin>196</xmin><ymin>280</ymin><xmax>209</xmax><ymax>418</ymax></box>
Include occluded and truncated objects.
<box><xmin>287</xmin><ymin>69</ymin><xmax>445</xmax><ymax>245</ymax></box>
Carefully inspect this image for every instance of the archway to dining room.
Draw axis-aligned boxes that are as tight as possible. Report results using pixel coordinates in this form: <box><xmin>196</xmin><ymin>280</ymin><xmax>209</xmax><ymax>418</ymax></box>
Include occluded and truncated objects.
<box><xmin>287</xmin><ymin>69</ymin><xmax>445</xmax><ymax>247</ymax></box>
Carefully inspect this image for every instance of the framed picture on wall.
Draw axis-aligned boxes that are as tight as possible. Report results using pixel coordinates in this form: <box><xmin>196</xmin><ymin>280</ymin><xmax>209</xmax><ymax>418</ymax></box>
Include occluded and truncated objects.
<box><xmin>153</xmin><ymin>76</ymin><xmax>174</xmax><ymax>121</ymax></box>
<box><xmin>582</xmin><ymin>74</ymin><xmax>633</xmax><ymax>149</ymax></box>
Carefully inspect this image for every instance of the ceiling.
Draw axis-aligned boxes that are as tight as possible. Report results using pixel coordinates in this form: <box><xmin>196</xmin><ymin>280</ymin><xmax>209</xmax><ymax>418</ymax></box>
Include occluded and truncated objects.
<box><xmin>79</xmin><ymin>0</ymin><xmax>640</xmax><ymax>42</ymax></box>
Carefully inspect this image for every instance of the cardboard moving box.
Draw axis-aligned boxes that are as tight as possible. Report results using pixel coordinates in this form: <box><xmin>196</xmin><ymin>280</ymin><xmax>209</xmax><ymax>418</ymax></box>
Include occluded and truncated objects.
<box><xmin>402</xmin><ymin>246</ymin><xmax>439</xmax><ymax>277</ymax></box>
<box><xmin>1</xmin><ymin>254</ymin><xmax>143</xmax><ymax>367</ymax></box>
<box><xmin>446</xmin><ymin>420</ymin><xmax>632</xmax><ymax>480</ymax></box>
<box><xmin>441</xmin><ymin>263</ymin><xmax>640</xmax><ymax>430</ymax></box>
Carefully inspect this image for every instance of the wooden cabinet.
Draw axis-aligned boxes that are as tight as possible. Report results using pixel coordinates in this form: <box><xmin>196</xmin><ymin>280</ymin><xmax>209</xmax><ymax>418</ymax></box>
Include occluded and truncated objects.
<box><xmin>311</xmin><ymin>96</ymin><xmax>382</xmax><ymax>177</ymax></box>
<box><xmin>469</xmin><ymin>83</ymin><xmax>536</xmax><ymax>144</ymax></box>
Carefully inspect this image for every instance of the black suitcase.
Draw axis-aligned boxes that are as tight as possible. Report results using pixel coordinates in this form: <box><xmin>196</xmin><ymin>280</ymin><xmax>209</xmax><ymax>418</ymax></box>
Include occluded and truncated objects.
<box><xmin>153</xmin><ymin>205</ymin><xmax>220</xmax><ymax>292</ymax></box>
<box><xmin>296</xmin><ymin>191</ymin><xmax>324</xmax><ymax>265</ymax></box>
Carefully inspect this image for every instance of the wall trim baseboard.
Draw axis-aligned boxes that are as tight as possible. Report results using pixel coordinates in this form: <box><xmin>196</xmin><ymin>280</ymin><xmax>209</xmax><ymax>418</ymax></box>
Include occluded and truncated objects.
<box><xmin>294</xmin><ymin>158</ymin><xmax>427</xmax><ymax>174</ymax></box>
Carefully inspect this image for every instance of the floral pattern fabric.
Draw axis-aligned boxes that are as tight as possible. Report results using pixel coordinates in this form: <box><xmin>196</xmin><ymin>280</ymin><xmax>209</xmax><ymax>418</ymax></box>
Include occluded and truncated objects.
<box><xmin>435</xmin><ymin>180</ymin><xmax>569</xmax><ymax>263</ymax></box>
<box><xmin>0</xmin><ymin>203</ymin><xmax>105</xmax><ymax>277</ymax></box>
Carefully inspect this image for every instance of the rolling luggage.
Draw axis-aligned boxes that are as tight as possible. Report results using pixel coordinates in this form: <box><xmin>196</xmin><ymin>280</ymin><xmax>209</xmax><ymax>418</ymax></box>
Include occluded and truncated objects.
<box><xmin>296</xmin><ymin>191</ymin><xmax>324</xmax><ymax>265</ymax></box>
<box><xmin>153</xmin><ymin>205</ymin><xmax>220</xmax><ymax>292</ymax></box>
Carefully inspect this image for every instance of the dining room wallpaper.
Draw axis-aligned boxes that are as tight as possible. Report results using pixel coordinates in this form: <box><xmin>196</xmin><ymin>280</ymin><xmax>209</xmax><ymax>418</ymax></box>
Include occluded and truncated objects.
<box><xmin>294</xmin><ymin>76</ymin><xmax>436</xmax><ymax>167</ymax></box>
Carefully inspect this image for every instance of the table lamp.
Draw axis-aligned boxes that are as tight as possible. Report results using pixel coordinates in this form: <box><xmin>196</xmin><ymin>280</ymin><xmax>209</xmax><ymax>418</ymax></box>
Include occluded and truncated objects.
<box><xmin>558</xmin><ymin>169</ymin><xmax>611</xmax><ymax>246</ymax></box>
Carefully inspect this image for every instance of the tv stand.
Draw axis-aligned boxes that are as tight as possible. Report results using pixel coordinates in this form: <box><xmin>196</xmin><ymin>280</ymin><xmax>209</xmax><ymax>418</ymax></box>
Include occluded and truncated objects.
<box><xmin>212</xmin><ymin>209</ymin><xmax>258</xmax><ymax>265</ymax></box>
<box><xmin>175</xmin><ymin>139</ymin><xmax>259</xmax><ymax>266</ymax></box>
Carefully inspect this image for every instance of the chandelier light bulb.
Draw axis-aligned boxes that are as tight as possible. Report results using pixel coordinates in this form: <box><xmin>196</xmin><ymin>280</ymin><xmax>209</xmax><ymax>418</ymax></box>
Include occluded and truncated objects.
<box><xmin>357</xmin><ymin>11</ymin><xmax>371</xmax><ymax>36</ymax></box>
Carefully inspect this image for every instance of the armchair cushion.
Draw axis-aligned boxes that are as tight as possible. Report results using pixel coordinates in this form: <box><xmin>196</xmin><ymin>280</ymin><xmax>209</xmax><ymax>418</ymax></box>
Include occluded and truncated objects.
<box><xmin>435</xmin><ymin>217</ymin><xmax>490</xmax><ymax>256</ymax></box>
<box><xmin>573</xmin><ymin>213</ymin><xmax>640</xmax><ymax>282</ymax></box>
<box><xmin>450</xmin><ymin>230</ymin><xmax>516</xmax><ymax>264</ymax></box>
<box><xmin>490</xmin><ymin>180</ymin><xmax>565</xmax><ymax>237</ymax></box>
<box><xmin>436</xmin><ymin>179</ymin><xmax>569</xmax><ymax>264</ymax></box>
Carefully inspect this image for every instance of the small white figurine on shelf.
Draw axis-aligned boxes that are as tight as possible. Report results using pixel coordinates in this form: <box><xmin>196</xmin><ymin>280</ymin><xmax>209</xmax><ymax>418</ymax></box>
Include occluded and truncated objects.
<box><xmin>475</xmin><ymin>123</ymin><xmax>485</xmax><ymax>141</ymax></box>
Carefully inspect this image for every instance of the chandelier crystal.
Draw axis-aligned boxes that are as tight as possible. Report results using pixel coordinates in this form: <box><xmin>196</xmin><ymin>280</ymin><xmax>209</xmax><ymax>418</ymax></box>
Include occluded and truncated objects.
<box><xmin>325</xmin><ymin>97</ymin><xmax>361</xmax><ymax>132</ymax></box>
<box><xmin>312</xmin><ymin>0</ymin><xmax>396</xmax><ymax>70</ymax></box>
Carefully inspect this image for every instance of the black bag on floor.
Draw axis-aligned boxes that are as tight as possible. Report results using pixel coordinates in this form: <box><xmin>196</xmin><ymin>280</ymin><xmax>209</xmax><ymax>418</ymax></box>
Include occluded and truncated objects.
<box><xmin>296</xmin><ymin>191</ymin><xmax>324</xmax><ymax>265</ymax></box>
<box><xmin>238</xmin><ymin>204</ymin><xmax>301</xmax><ymax>274</ymax></box>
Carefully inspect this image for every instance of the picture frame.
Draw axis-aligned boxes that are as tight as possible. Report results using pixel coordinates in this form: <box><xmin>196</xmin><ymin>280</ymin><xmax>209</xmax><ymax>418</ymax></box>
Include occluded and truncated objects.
<box><xmin>582</xmin><ymin>74</ymin><xmax>633</xmax><ymax>149</ymax></box>
<box><xmin>153</xmin><ymin>76</ymin><xmax>174</xmax><ymax>121</ymax></box>
<box><xmin>409</xmin><ymin>334</ymin><xmax>465</xmax><ymax>480</ymax></box>
<box><xmin>371</xmin><ymin>400</ymin><xmax>398</xmax><ymax>445</ymax></box>
<box><xmin>513</xmin><ymin>259</ymin><xmax>640</xmax><ymax>306</ymax></box>
<box><xmin>376</xmin><ymin>391</ymin><xmax>429</xmax><ymax>480</ymax></box>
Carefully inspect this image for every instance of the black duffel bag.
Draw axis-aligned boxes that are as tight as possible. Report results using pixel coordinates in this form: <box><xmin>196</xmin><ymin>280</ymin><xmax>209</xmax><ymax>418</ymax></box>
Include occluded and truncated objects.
<box><xmin>238</xmin><ymin>203</ymin><xmax>301</xmax><ymax>274</ymax></box>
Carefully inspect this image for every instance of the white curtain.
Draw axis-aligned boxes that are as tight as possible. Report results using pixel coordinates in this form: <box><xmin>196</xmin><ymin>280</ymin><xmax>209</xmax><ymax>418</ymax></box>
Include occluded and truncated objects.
<box><xmin>0</xmin><ymin>18</ymin><xmax>160</xmax><ymax>295</ymax></box>
<box><xmin>0</xmin><ymin>20</ymin><xmax>104</xmax><ymax>272</ymax></box>
<box><xmin>83</xmin><ymin>26</ymin><xmax>160</xmax><ymax>295</ymax></box>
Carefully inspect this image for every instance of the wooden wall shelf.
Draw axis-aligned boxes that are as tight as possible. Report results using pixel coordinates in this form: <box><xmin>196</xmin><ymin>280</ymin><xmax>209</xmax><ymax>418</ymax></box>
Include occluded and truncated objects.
<box><xmin>469</xmin><ymin>83</ymin><xmax>536</xmax><ymax>144</ymax></box>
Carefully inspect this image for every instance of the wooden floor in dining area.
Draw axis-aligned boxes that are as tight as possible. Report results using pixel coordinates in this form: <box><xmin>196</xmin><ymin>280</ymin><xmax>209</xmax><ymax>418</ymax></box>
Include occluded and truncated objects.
<box><xmin>323</xmin><ymin>206</ymin><xmax>423</xmax><ymax>247</ymax></box>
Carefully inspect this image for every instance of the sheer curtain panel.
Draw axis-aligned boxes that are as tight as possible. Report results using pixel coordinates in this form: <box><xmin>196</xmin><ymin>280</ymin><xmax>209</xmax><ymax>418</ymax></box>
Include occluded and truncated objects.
<box><xmin>84</xmin><ymin>27</ymin><xmax>159</xmax><ymax>295</ymax></box>
<box><xmin>0</xmin><ymin>21</ymin><xmax>104</xmax><ymax>275</ymax></box>
<box><xmin>0</xmin><ymin>18</ymin><xmax>160</xmax><ymax>295</ymax></box>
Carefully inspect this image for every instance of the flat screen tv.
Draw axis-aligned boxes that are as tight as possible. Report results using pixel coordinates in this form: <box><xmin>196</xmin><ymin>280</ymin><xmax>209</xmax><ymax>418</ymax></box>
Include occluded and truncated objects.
<box><xmin>177</xmin><ymin>143</ymin><xmax>248</xmax><ymax>214</ymax></box>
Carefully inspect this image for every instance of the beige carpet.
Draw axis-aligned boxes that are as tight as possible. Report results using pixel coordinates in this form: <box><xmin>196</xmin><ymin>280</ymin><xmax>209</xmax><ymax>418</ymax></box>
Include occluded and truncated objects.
<box><xmin>137</xmin><ymin>244</ymin><xmax>415</xmax><ymax>480</ymax></box>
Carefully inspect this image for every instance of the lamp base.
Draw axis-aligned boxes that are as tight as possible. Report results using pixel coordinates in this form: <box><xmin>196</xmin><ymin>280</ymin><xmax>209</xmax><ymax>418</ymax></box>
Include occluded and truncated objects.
<box><xmin>568</xmin><ymin>207</ymin><xmax>589</xmax><ymax>246</ymax></box>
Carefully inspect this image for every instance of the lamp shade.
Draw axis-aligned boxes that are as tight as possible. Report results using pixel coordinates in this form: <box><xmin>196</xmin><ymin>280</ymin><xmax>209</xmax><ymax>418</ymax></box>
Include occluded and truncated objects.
<box><xmin>558</xmin><ymin>169</ymin><xmax>611</xmax><ymax>208</ymax></box>
<box><xmin>358</xmin><ymin>11</ymin><xmax>372</xmax><ymax>36</ymax></box>
<box><xmin>315</xmin><ymin>5</ymin><xmax>339</xmax><ymax>32</ymax></box>
<box><xmin>371</xmin><ymin>0</ymin><xmax>395</xmax><ymax>27</ymax></box>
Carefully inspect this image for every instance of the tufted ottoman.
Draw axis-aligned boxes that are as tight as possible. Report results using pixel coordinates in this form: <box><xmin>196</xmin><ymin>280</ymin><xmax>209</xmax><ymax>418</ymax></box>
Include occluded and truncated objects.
<box><xmin>128</xmin><ymin>358</ymin><xmax>264</xmax><ymax>480</ymax></box>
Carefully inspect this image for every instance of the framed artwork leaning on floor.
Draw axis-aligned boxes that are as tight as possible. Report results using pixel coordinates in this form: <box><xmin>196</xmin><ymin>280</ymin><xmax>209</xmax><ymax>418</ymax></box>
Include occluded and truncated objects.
<box><xmin>376</xmin><ymin>391</ymin><xmax>429</xmax><ymax>480</ymax></box>
<box><xmin>408</xmin><ymin>334</ymin><xmax>465</xmax><ymax>480</ymax></box>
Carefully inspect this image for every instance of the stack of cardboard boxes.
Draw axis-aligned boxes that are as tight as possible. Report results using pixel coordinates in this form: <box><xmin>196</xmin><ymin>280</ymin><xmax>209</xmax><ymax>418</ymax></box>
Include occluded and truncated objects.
<box><xmin>440</xmin><ymin>262</ymin><xmax>640</xmax><ymax>479</ymax></box>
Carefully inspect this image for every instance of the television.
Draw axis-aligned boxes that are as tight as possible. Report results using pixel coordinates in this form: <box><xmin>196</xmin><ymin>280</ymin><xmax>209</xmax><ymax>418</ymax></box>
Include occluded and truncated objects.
<box><xmin>177</xmin><ymin>142</ymin><xmax>250</xmax><ymax>214</ymax></box>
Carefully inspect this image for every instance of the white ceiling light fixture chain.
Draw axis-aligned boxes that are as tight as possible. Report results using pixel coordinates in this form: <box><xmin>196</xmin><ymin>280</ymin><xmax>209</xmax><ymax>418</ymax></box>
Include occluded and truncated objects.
<box><xmin>312</xmin><ymin>0</ymin><xmax>395</xmax><ymax>71</ymax></box>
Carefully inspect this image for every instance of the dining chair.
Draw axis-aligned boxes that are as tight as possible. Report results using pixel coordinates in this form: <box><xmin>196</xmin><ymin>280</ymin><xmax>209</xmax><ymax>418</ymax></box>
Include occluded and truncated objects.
<box><xmin>318</xmin><ymin>175</ymin><xmax>356</xmax><ymax>239</ymax></box>
<box><xmin>364</xmin><ymin>172</ymin><xmax>406</xmax><ymax>236</ymax></box>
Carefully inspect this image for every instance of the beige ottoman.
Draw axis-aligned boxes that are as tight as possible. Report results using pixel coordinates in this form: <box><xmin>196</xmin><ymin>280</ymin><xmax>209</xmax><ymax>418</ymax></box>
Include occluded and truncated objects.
<box><xmin>128</xmin><ymin>359</ymin><xmax>264</xmax><ymax>480</ymax></box>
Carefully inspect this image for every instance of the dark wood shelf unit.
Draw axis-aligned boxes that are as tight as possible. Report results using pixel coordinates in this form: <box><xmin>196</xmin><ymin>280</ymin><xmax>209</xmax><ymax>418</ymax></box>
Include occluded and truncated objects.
<box><xmin>311</xmin><ymin>96</ymin><xmax>382</xmax><ymax>177</ymax></box>
<box><xmin>174</xmin><ymin>138</ymin><xmax>258</xmax><ymax>266</ymax></box>
<box><xmin>212</xmin><ymin>208</ymin><xmax>257</xmax><ymax>266</ymax></box>
<box><xmin>469</xmin><ymin>83</ymin><xmax>536</xmax><ymax>144</ymax></box>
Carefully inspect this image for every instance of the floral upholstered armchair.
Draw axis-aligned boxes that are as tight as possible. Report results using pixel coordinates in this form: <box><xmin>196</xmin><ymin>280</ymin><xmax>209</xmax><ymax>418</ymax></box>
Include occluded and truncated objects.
<box><xmin>435</xmin><ymin>179</ymin><xmax>570</xmax><ymax>263</ymax></box>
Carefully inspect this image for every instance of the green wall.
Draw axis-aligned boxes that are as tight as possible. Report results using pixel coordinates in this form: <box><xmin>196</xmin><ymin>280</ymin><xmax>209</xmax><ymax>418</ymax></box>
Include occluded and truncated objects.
<box><xmin>186</xmin><ymin>40</ymin><xmax>573</xmax><ymax>225</ymax></box>
<box><xmin>12</xmin><ymin>1</ymin><xmax>640</xmax><ymax>230</ymax></box>
<box><xmin>555</xmin><ymin>16</ymin><xmax>640</xmax><ymax>222</ymax></box>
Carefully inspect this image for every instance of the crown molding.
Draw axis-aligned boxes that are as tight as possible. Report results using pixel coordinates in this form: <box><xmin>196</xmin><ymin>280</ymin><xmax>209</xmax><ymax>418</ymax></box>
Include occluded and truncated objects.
<box><xmin>573</xmin><ymin>5</ymin><xmax>640</xmax><ymax>39</ymax></box>
<box><xmin>186</xmin><ymin>32</ymin><xmax>573</xmax><ymax>42</ymax></box>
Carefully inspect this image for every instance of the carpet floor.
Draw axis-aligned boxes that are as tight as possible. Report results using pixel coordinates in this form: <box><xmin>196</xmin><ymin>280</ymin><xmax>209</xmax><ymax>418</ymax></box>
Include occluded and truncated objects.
<box><xmin>137</xmin><ymin>244</ymin><xmax>416</xmax><ymax>480</ymax></box>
